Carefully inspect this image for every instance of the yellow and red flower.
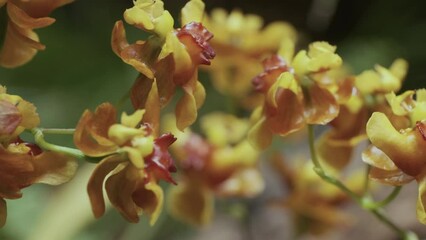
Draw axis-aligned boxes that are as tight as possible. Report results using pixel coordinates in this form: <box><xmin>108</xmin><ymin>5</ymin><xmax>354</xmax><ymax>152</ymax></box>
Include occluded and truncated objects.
<box><xmin>362</xmin><ymin>89</ymin><xmax>426</xmax><ymax>224</ymax></box>
<box><xmin>0</xmin><ymin>85</ymin><xmax>77</xmax><ymax>227</ymax></box>
<box><xmin>0</xmin><ymin>0</ymin><xmax>73</xmax><ymax>68</ymax></box>
<box><xmin>248</xmin><ymin>40</ymin><xmax>348</xmax><ymax>149</ymax></box>
<box><xmin>74</xmin><ymin>103</ymin><xmax>177</xmax><ymax>224</ymax></box>
<box><xmin>317</xmin><ymin>59</ymin><xmax>408</xmax><ymax>170</ymax></box>
<box><xmin>112</xmin><ymin>0</ymin><xmax>215</xmax><ymax>130</ymax></box>
<box><xmin>165</xmin><ymin>113</ymin><xmax>263</xmax><ymax>225</ymax></box>
<box><xmin>201</xmin><ymin>9</ymin><xmax>297</xmax><ymax>106</ymax></box>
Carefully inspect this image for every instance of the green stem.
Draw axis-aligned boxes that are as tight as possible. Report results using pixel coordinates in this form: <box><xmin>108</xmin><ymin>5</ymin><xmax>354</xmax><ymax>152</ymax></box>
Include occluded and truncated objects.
<box><xmin>307</xmin><ymin>124</ymin><xmax>417</xmax><ymax>240</ymax></box>
<box><xmin>365</xmin><ymin>186</ymin><xmax>402</xmax><ymax>210</ymax></box>
<box><xmin>30</xmin><ymin>128</ymin><xmax>85</xmax><ymax>160</ymax></box>
<box><xmin>40</xmin><ymin>128</ymin><xmax>75</xmax><ymax>135</ymax></box>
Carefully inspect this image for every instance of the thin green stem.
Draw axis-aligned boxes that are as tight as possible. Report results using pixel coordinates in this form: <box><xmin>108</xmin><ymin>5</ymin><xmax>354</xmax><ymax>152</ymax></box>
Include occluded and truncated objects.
<box><xmin>40</xmin><ymin>128</ymin><xmax>75</xmax><ymax>135</ymax></box>
<box><xmin>307</xmin><ymin>124</ymin><xmax>417</xmax><ymax>240</ymax></box>
<box><xmin>30</xmin><ymin>128</ymin><xmax>85</xmax><ymax>160</ymax></box>
<box><xmin>364</xmin><ymin>186</ymin><xmax>402</xmax><ymax>210</ymax></box>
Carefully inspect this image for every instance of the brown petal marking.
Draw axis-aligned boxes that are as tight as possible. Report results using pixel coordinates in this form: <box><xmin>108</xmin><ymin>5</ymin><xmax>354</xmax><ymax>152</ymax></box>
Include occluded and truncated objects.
<box><xmin>111</xmin><ymin>20</ymin><xmax>129</xmax><ymax>57</ymax></box>
<box><xmin>304</xmin><ymin>84</ymin><xmax>339</xmax><ymax>125</ymax></box>
<box><xmin>0</xmin><ymin>198</ymin><xmax>6</xmax><ymax>227</ymax></box>
<box><xmin>74</xmin><ymin>103</ymin><xmax>117</xmax><ymax>157</ymax></box>
<box><xmin>266</xmin><ymin>88</ymin><xmax>305</xmax><ymax>136</ymax></box>
<box><xmin>87</xmin><ymin>155</ymin><xmax>123</xmax><ymax>218</ymax></box>
<box><xmin>153</xmin><ymin>55</ymin><xmax>176</xmax><ymax>107</ymax></box>
<box><xmin>120</xmin><ymin>43</ymin><xmax>155</xmax><ymax>79</ymax></box>
<box><xmin>0</xmin><ymin>100</ymin><xmax>22</xmax><ymax>135</ymax></box>
<box><xmin>330</xmin><ymin>105</ymin><xmax>368</xmax><ymax>140</ymax></box>
<box><xmin>105</xmin><ymin>165</ymin><xmax>140</xmax><ymax>223</ymax></box>
<box><xmin>416</xmin><ymin>121</ymin><xmax>426</xmax><ymax>141</ymax></box>
<box><xmin>131</xmin><ymin>74</ymin><xmax>154</xmax><ymax>110</ymax></box>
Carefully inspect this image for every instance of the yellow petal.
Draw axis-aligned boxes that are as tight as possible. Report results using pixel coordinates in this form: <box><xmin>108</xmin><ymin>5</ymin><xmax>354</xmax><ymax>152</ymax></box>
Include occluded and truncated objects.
<box><xmin>168</xmin><ymin>180</ymin><xmax>213</xmax><ymax>226</ymax></box>
<box><xmin>248</xmin><ymin>117</ymin><xmax>273</xmax><ymax>150</ymax></box>
<box><xmin>175</xmin><ymin>84</ymin><xmax>197</xmax><ymax>131</ymax></box>
<box><xmin>389</xmin><ymin>58</ymin><xmax>408</xmax><ymax>81</ymax></box>
<box><xmin>181</xmin><ymin>0</ymin><xmax>205</xmax><ymax>26</ymax></box>
<box><xmin>121</xmin><ymin>109</ymin><xmax>145</xmax><ymax>128</ymax></box>
<box><xmin>124</xmin><ymin>4</ymin><xmax>155</xmax><ymax>30</ymax></box>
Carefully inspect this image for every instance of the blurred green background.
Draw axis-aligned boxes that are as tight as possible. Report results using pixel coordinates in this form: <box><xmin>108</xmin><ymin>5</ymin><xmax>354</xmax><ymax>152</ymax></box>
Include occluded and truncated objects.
<box><xmin>1</xmin><ymin>0</ymin><xmax>425</xmax><ymax>239</ymax></box>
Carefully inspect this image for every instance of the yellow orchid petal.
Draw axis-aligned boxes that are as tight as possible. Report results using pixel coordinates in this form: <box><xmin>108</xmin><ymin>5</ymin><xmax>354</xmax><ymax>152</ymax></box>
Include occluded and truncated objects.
<box><xmin>367</xmin><ymin>112</ymin><xmax>426</xmax><ymax>176</ymax></box>
<box><xmin>169</xmin><ymin>180</ymin><xmax>213</xmax><ymax>226</ymax></box>
<box><xmin>292</xmin><ymin>50</ymin><xmax>310</xmax><ymax>76</ymax></box>
<box><xmin>175</xmin><ymin>83</ymin><xmax>199</xmax><ymax>131</ymax></box>
<box><xmin>124</xmin><ymin>5</ymin><xmax>155</xmax><ymax>30</ymax></box>
<box><xmin>411</xmin><ymin>89</ymin><xmax>426</xmax><ymax>124</ymax></box>
<box><xmin>181</xmin><ymin>0</ymin><xmax>205</xmax><ymax>26</ymax></box>
<box><xmin>121</xmin><ymin>109</ymin><xmax>145</xmax><ymax>128</ymax></box>
<box><xmin>121</xmin><ymin>146</ymin><xmax>144</xmax><ymax>169</ymax></box>
<box><xmin>389</xmin><ymin>58</ymin><xmax>408</xmax><ymax>80</ymax></box>
<box><xmin>108</xmin><ymin>124</ymin><xmax>143</xmax><ymax>146</ymax></box>
<box><xmin>306</xmin><ymin>41</ymin><xmax>342</xmax><ymax>72</ymax></box>
<box><xmin>362</xmin><ymin>145</ymin><xmax>397</xmax><ymax>171</ymax></box>
<box><xmin>375</xmin><ymin>64</ymin><xmax>401</xmax><ymax>92</ymax></box>
<box><xmin>277</xmin><ymin>37</ymin><xmax>295</xmax><ymax>64</ymax></box>
<box><xmin>385</xmin><ymin>91</ymin><xmax>415</xmax><ymax>116</ymax></box>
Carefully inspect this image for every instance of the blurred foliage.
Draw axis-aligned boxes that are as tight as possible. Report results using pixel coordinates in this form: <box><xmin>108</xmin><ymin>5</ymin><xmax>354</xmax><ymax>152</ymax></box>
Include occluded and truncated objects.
<box><xmin>0</xmin><ymin>0</ymin><xmax>425</xmax><ymax>239</ymax></box>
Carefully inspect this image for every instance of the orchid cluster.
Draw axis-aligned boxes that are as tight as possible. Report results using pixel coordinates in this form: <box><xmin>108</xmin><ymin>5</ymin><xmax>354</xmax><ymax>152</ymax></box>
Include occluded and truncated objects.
<box><xmin>1</xmin><ymin>0</ymin><xmax>425</xmax><ymax>239</ymax></box>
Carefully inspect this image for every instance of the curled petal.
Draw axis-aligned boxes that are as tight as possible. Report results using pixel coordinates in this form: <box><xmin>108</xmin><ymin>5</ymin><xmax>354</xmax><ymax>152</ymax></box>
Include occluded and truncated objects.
<box><xmin>111</xmin><ymin>21</ymin><xmax>129</xmax><ymax>57</ymax></box>
<box><xmin>304</xmin><ymin>84</ymin><xmax>339</xmax><ymax>125</ymax></box>
<box><xmin>31</xmin><ymin>151</ymin><xmax>78</xmax><ymax>186</ymax></box>
<box><xmin>145</xmin><ymin>133</ymin><xmax>177</xmax><ymax>184</ymax></box>
<box><xmin>362</xmin><ymin>145</ymin><xmax>397</xmax><ymax>171</ymax></box>
<box><xmin>7</xmin><ymin>3</ymin><xmax>55</xmax><ymax>30</ymax></box>
<box><xmin>176</xmin><ymin>22</ymin><xmax>215</xmax><ymax>66</ymax></box>
<box><xmin>133</xmin><ymin>180</ymin><xmax>164</xmax><ymax>225</ymax></box>
<box><xmin>367</xmin><ymin>112</ymin><xmax>426</xmax><ymax>176</ymax></box>
<box><xmin>175</xmin><ymin>78</ymin><xmax>204</xmax><ymax>130</ymax></box>
<box><xmin>105</xmin><ymin>164</ymin><xmax>141</xmax><ymax>223</ymax></box>
<box><xmin>12</xmin><ymin>0</ymin><xmax>74</xmax><ymax>17</ymax></box>
<box><xmin>168</xmin><ymin>180</ymin><xmax>213</xmax><ymax>226</ymax></box>
<box><xmin>74</xmin><ymin>103</ymin><xmax>118</xmax><ymax>157</ymax></box>
<box><xmin>87</xmin><ymin>155</ymin><xmax>123</xmax><ymax>219</ymax></box>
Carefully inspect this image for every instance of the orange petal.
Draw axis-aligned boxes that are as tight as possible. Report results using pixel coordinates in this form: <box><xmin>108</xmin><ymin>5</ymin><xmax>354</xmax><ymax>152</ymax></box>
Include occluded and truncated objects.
<box><xmin>266</xmin><ymin>88</ymin><xmax>305</xmax><ymax>136</ymax></box>
<box><xmin>175</xmin><ymin>83</ymin><xmax>197</xmax><ymax>131</ymax></box>
<box><xmin>153</xmin><ymin>55</ymin><xmax>176</xmax><ymax>108</ymax></box>
<box><xmin>31</xmin><ymin>151</ymin><xmax>77</xmax><ymax>185</ymax></box>
<box><xmin>74</xmin><ymin>103</ymin><xmax>118</xmax><ymax>157</ymax></box>
<box><xmin>105</xmin><ymin>164</ymin><xmax>140</xmax><ymax>223</ymax></box>
<box><xmin>87</xmin><ymin>155</ymin><xmax>123</xmax><ymax>219</ymax></box>
<box><xmin>120</xmin><ymin>43</ymin><xmax>155</xmax><ymax>79</ymax></box>
<box><xmin>248</xmin><ymin>117</ymin><xmax>273</xmax><ymax>150</ymax></box>
<box><xmin>111</xmin><ymin>20</ymin><xmax>129</xmax><ymax>57</ymax></box>
<box><xmin>304</xmin><ymin>84</ymin><xmax>339</xmax><ymax>124</ymax></box>
<box><xmin>0</xmin><ymin>198</ymin><xmax>5</xmax><ymax>228</ymax></box>
<box><xmin>168</xmin><ymin>179</ymin><xmax>213</xmax><ymax>226</ymax></box>
<box><xmin>7</xmin><ymin>3</ymin><xmax>55</xmax><ymax>29</ymax></box>
<box><xmin>143</xmin><ymin>80</ymin><xmax>161</xmax><ymax>136</ymax></box>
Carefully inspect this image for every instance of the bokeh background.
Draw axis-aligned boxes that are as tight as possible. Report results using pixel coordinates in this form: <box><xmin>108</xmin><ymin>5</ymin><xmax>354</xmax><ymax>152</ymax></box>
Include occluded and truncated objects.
<box><xmin>1</xmin><ymin>0</ymin><xmax>426</xmax><ymax>239</ymax></box>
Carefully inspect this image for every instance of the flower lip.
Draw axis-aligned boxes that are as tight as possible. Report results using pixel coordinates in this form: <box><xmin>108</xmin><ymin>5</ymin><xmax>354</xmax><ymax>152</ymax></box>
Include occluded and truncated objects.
<box><xmin>252</xmin><ymin>54</ymin><xmax>292</xmax><ymax>93</ymax></box>
<box><xmin>12</xmin><ymin>137</ymin><xmax>43</xmax><ymax>156</ymax></box>
<box><xmin>176</xmin><ymin>22</ymin><xmax>216</xmax><ymax>65</ymax></box>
